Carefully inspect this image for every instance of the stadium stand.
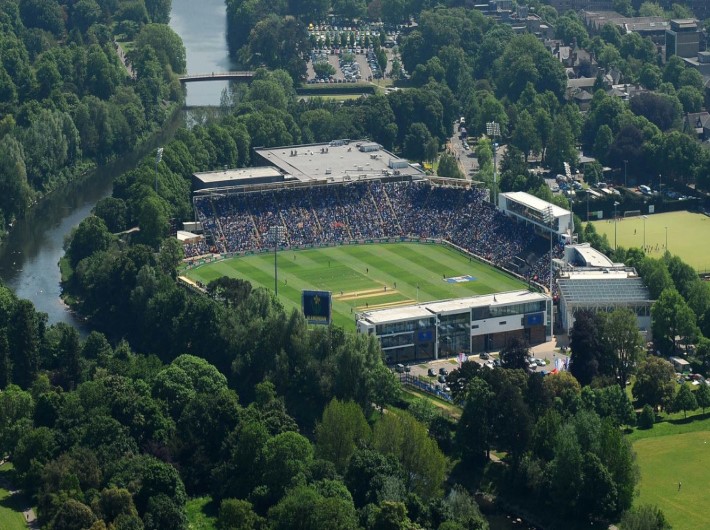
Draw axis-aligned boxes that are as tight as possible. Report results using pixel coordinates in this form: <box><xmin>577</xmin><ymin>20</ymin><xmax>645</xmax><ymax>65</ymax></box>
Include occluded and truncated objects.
<box><xmin>190</xmin><ymin>180</ymin><xmax>564</xmax><ymax>290</ymax></box>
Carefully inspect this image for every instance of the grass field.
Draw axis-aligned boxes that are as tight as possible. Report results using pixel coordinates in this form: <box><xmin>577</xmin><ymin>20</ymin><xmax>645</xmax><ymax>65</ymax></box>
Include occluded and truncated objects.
<box><xmin>182</xmin><ymin>243</ymin><xmax>526</xmax><ymax>328</ymax></box>
<box><xmin>589</xmin><ymin>211</ymin><xmax>710</xmax><ymax>271</ymax></box>
<box><xmin>634</xmin><ymin>427</ymin><xmax>710</xmax><ymax>530</ymax></box>
<box><xmin>0</xmin><ymin>464</ymin><xmax>30</xmax><ymax>530</ymax></box>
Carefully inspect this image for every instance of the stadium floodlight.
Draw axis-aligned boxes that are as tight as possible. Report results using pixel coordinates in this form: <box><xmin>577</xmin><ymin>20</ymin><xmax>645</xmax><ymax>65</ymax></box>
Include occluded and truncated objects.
<box><xmin>269</xmin><ymin>226</ymin><xmax>285</xmax><ymax>296</ymax></box>
<box><xmin>485</xmin><ymin>122</ymin><xmax>500</xmax><ymax>205</ymax></box>
<box><xmin>613</xmin><ymin>201</ymin><xmax>620</xmax><ymax>250</ymax></box>
<box><xmin>642</xmin><ymin>215</ymin><xmax>648</xmax><ymax>250</ymax></box>
<box><xmin>665</xmin><ymin>226</ymin><xmax>668</xmax><ymax>252</ymax></box>
<box><xmin>543</xmin><ymin>205</ymin><xmax>555</xmax><ymax>339</ymax></box>
<box><xmin>155</xmin><ymin>147</ymin><xmax>164</xmax><ymax>193</ymax></box>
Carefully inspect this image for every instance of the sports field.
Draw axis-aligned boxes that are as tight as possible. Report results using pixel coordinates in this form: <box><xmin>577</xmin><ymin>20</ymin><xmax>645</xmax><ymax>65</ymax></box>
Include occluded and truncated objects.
<box><xmin>589</xmin><ymin>211</ymin><xmax>710</xmax><ymax>271</ymax></box>
<box><xmin>634</xmin><ymin>428</ymin><xmax>710</xmax><ymax>530</ymax></box>
<box><xmin>182</xmin><ymin>243</ymin><xmax>526</xmax><ymax>328</ymax></box>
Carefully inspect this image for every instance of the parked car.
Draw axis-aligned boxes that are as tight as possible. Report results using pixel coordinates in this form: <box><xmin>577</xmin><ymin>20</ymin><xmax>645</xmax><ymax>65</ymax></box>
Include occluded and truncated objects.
<box><xmin>438</xmin><ymin>374</ymin><xmax>447</xmax><ymax>383</ymax></box>
<box><xmin>395</xmin><ymin>363</ymin><xmax>405</xmax><ymax>373</ymax></box>
<box><xmin>439</xmin><ymin>367</ymin><xmax>448</xmax><ymax>375</ymax></box>
<box><xmin>480</xmin><ymin>352</ymin><xmax>490</xmax><ymax>360</ymax></box>
<box><xmin>427</xmin><ymin>368</ymin><xmax>436</xmax><ymax>377</ymax></box>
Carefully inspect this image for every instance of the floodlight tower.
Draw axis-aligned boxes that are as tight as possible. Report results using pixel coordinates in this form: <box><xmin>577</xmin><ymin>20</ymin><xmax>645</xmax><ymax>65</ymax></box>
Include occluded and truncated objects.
<box><xmin>269</xmin><ymin>225</ymin><xmax>285</xmax><ymax>296</ymax></box>
<box><xmin>155</xmin><ymin>147</ymin><xmax>164</xmax><ymax>193</ymax></box>
<box><xmin>543</xmin><ymin>205</ymin><xmax>555</xmax><ymax>339</ymax></box>
<box><xmin>486</xmin><ymin>121</ymin><xmax>500</xmax><ymax>205</ymax></box>
<box><xmin>613</xmin><ymin>201</ymin><xmax>619</xmax><ymax>250</ymax></box>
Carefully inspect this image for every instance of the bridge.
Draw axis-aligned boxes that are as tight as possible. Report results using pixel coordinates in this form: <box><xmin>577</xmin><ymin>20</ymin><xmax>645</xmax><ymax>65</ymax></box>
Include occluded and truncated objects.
<box><xmin>179</xmin><ymin>71</ymin><xmax>255</xmax><ymax>83</ymax></box>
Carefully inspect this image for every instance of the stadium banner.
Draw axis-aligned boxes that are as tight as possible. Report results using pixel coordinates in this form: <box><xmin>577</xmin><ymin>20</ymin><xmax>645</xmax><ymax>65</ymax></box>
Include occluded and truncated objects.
<box><xmin>302</xmin><ymin>290</ymin><xmax>332</xmax><ymax>325</ymax></box>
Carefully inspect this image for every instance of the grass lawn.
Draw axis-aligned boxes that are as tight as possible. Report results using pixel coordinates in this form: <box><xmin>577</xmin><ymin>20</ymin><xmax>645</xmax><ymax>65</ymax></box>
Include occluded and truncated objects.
<box><xmin>185</xmin><ymin>496</ymin><xmax>217</xmax><ymax>530</ymax></box>
<box><xmin>182</xmin><ymin>243</ymin><xmax>526</xmax><ymax>328</ymax></box>
<box><xmin>629</xmin><ymin>412</ymin><xmax>710</xmax><ymax>530</ymax></box>
<box><xmin>0</xmin><ymin>464</ymin><xmax>30</xmax><ymax>530</ymax></box>
<box><xmin>589</xmin><ymin>210</ymin><xmax>710</xmax><ymax>271</ymax></box>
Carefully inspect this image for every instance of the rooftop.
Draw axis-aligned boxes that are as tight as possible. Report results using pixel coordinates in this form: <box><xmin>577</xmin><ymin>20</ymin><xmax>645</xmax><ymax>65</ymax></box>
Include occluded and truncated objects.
<box><xmin>567</xmin><ymin>243</ymin><xmax>615</xmax><ymax>268</ymax></box>
<box><xmin>358</xmin><ymin>290</ymin><xmax>549</xmax><ymax>323</ymax></box>
<box><xmin>500</xmin><ymin>191</ymin><xmax>570</xmax><ymax>218</ymax></box>
<box><xmin>255</xmin><ymin>141</ymin><xmax>424</xmax><ymax>183</ymax></box>
<box><xmin>557</xmin><ymin>274</ymin><xmax>652</xmax><ymax>304</ymax></box>
<box><xmin>194</xmin><ymin>166</ymin><xmax>282</xmax><ymax>184</ymax></box>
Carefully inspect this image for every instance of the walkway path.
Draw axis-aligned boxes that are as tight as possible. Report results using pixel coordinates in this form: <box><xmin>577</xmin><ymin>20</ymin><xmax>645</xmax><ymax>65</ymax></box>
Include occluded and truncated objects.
<box><xmin>0</xmin><ymin>460</ymin><xmax>38</xmax><ymax>529</ymax></box>
<box><xmin>113</xmin><ymin>41</ymin><xmax>136</xmax><ymax>79</ymax></box>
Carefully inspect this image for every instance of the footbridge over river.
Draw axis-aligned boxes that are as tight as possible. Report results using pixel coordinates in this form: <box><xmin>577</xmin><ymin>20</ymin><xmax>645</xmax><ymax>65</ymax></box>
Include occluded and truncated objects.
<box><xmin>179</xmin><ymin>71</ymin><xmax>255</xmax><ymax>83</ymax></box>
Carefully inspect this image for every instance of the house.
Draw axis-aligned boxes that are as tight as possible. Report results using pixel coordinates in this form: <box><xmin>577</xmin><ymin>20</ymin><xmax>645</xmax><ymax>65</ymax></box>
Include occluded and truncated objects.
<box><xmin>682</xmin><ymin>112</ymin><xmax>710</xmax><ymax>140</ymax></box>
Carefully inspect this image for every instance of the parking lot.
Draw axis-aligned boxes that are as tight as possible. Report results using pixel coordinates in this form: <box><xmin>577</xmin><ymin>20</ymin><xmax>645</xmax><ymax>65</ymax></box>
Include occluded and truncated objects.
<box><xmin>305</xmin><ymin>24</ymin><xmax>402</xmax><ymax>84</ymax></box>
<box><xmin>393</xmin><ymin>335</ymin><xmax>572</xmax><ymax>391</ymax></box>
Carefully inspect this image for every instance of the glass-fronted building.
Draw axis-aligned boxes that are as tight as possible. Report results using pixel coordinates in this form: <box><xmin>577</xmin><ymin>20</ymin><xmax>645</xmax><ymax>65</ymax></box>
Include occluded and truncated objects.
<box><xmin>356</xmin><ymin>290</ymin><xmax>552</xmax><ymax>363</ymax></box>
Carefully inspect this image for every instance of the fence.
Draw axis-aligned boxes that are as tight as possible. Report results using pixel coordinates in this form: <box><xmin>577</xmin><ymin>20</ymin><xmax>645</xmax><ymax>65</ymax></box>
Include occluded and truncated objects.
<box><xmin>398</xmin><ymin>373</ymin><xmax>453</xmax><ymax>403</ymax></box>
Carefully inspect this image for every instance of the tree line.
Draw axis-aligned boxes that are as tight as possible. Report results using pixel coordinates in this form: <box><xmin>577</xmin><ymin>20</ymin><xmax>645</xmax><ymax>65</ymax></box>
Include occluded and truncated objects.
<box><xmin>0</xmin><ymin>0</ymin><xmax>183</xmax><ymax>234</ymax></box>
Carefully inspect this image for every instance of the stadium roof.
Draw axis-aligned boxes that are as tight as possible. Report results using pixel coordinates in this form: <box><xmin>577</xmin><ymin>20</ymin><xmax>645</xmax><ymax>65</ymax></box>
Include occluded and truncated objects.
<box><xmin>500</xmin><ymin>191</ymin><xmax>569</xmax><ymax>219</ymax></box>
<box><xmin>566</xmin><ymin>243</ymin><xmax>615</xmax><ymax>268</ymax></box>
<box><xmin>194</xmin><ymin>167</ymin><xmax>282</xmax><ymax>184</ymax></box>
<box><xmin>358</xmin><ymin>304</ymin><xmax>433</xmax><ymax>324</ymax></box>
<box><xmin>359</xmin><ymin>290</ymin><xmax>549</xmax><ymax>323</ymax></box>
<box><xmin>254</xmin><ymin>141</ymin><xmax>424</xmax><ymax>183</ymax></box>
<box><xmin>557</xmin><ymin>275</ymin><xmax>651</xmax><ymax>304</ymax></box>
<box><xmin>424</xmin><ymin>290</ymin><xmax>548</xmax><ymax>314</ymax></box>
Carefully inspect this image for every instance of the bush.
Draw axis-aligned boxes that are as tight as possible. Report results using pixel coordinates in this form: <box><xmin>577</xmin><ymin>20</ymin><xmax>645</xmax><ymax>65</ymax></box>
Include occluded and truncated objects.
<box><xmin>638</xmin><ymin>404</ymin><xmax>655</xmax><ymax>429</ymax></box>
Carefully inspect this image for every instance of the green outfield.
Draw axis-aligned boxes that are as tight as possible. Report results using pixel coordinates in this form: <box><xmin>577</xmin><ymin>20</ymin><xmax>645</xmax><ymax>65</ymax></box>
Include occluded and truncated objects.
<box><xmin>182</xmin><ymin>243</ymin><xmax>526</xmax><ymax>328</ymax></box>
<box><xmin>634</xmin><ymin>428</ymin><xmax>710</xmax><ymax>530</ymax></box>
<box><xmin>589</xmin><ymin>211</ymin><xmax>710</xmax><ymax>271</ymax></box>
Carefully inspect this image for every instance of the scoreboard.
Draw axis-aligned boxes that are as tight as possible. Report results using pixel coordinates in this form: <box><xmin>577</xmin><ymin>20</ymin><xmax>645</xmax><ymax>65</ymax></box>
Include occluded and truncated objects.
<box><xmin>302</xmin><ymin>290</ymin><xmax>332</xmax><ymax>325</ymax></box>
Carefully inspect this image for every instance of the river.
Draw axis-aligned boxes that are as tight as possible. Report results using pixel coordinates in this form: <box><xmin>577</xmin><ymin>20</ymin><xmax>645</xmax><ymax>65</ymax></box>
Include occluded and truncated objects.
<box><xmin>0</xmin><ymin>0</ymin><xmax>232</xmax><ymax>328</ymax></box>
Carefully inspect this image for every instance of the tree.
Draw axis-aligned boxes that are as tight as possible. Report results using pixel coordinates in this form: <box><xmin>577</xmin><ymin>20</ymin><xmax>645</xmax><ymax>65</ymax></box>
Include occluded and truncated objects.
<box><xmin>437</xmin><ymin>153</ymin><xmax>463</xmax><ymax>179</ymax></box>
<box><xmin>695</xmin><ymin>383</ymin><xmax>710</xmax><ymax>414</ymax></box>
<box><xmin>511</xmin><ymin>110</ymin><xmax>541</xmax><ymax>161</ymax></box>
<box><xmin>312</xmin><ymin>61</ymin><xmax>335</xmax><ymax>79</ymax></box>
<box><xmin>652</xmin><ymin>288</ymin><xmax>698</xmax><ymax>355</ymax></box>
<box><xmin>500</xmin><ymin>337</ymin><xmax>530</xmax><ymax>370</ymax></box>
<box><xmin>569</xmin><ymin>310</ymin><xmax>602</xmax><ymax>386</ymax></box>
<box><xmin>0</xmin><ymin>135</ymin><xmax>32</xmax><ymax>225</ymax></box>
<box><xmin>456</xmin><ymin>377</ymin><xmax>493</xmax><ymax>464</ymax></box>
<box><xmin>546</xmin><ymin>114</ymin><xmax>578</xmax><ymax>174</ymax></box>
<box><xmin>578</xmin><ymin>452</ymin><xmax>618</xmax><ymax>521</ymax></box>
<box><xmin>218</xmin><ymin>498</ymin><xmax>263</xmax><ymax>530</ymax></box>
<box><xmin>632</xmin><ymin>357</ymin><xmax>675</xmax><ymax>411</ymax></box>
<box><xmin>620</xmin><ymin>504</ymin><xmax>671</xmax><ymax>530</ymax></box>
<box><xmin>50</xmin><ymin>499</ymin><xmax>97</xmax><ymax>530</ymax></box>
<box><xmin>673</xmin><ymin>383</ymin><xmax>697</xmax><ymax>419</ymax></box>
<box><xmin>93</xmin><ymin>197</ymin><xmax>128</xmax><ymax>233</ymax></box>
<box><xmin>315</xmin><ymin>399</ymin><xmax>371</xmax><ymax>473</ymax></box>
<box><xmin>598</xmin><ymin>309</ymin><xmax>644</xmax><ymax>388</ymax></box>
<box><xmin>638</xmin><ymin>404</ymin><xmax>655</xmax><ymax>429</ymax></box>
<box><xmin>135</xmin><ymin>24</ymin><xmax>186</xmax><ymax>73</ymax></box>
<box><xmin>67</xmin><ymin>216</ymin><xmax>114</xmax><ymax>268</ymax></box>
<box><xmin>262</xmin><ymin>431</ymin><xmax>314</xmax><ymax>502</ymax></box>
<box><xmin>373</xmin><ymin>411</ymin><xmax>446</xmax><ymax>499</ymax></box>
<box><xmin>403</xmin><ymin>122</ymin><xmax>437</xmax><ymax>163</ymax></box>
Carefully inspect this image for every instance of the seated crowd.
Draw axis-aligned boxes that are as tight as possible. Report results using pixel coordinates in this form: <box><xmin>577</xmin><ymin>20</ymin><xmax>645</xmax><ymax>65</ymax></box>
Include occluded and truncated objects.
<box><xmin>189</xmin><ymin>180</ymin><xmax>558</xmax><ymax>288</ymax></box>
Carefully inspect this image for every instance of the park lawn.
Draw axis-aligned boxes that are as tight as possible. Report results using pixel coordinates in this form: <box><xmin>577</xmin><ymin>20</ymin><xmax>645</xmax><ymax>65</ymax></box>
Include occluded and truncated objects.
<box><xmin>589</xmin><ymin>210</ymin><xmax>710</xmax><ymax>272</ymax></box>
<box><xmin>0</xmin><ymin>464</ymin><xmax>30</xmax><ymax>530</ymax></box>
<box><xmin>634</xmin><ymin>429</ymin><xmax>710</xmax><ymax>530</ymax></box>
<box><xmin>185</xmin><ymin>496</ymin><xmax>217</xmax><ymax>530</ymax></box>
<box><xmin>184</xmin><ymin>243</ymin><xmax>525</xmax><ymax>328</ymax></box>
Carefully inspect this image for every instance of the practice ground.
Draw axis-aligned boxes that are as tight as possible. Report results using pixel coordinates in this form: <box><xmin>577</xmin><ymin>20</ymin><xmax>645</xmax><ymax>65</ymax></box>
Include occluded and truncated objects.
<box><xmin>589</xmin><ymin>211</ymin><xmax>710</xmax><ymax>271</ymax></box>
<box><xmin>634</xmin><ymin>426</ymin><xmax>710</xmax><ymax>530</ymax></box>
<box><xmin>183</xmin><ymin>243</ymin><xmax>526</xmax><ymax>328</ymax></box>
<box><xmin>0</xmin><ymin>464</ymin><xmax>30</xmax><ymax>530</ymax></box>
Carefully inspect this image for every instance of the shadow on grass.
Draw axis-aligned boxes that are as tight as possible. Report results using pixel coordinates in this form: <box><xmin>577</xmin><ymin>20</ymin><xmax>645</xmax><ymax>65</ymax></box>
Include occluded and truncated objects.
<box><xmin>666</xmin><ymin>411</ymin><xmax>710</xmax><ymax>425</ymax></box>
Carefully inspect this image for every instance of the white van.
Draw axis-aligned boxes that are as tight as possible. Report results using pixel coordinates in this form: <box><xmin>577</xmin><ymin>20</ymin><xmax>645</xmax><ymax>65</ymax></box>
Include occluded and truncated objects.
<box><xmin>639</xmin><ymin>185</ymin><xmax>652</xmax><ymax>195</ymax></box>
